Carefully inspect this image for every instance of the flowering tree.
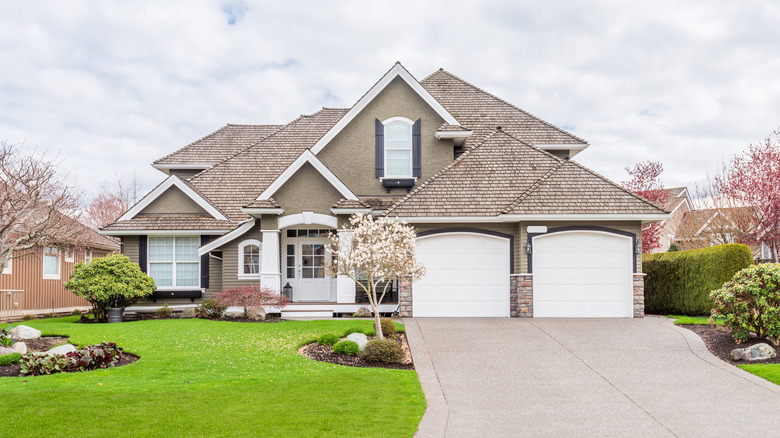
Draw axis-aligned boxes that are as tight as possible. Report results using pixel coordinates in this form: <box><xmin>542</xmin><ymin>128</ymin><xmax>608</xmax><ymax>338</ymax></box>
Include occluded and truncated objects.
<box><xmin>216</xmin><ymin>284</ymin><xmax>290</xmax><ymax>318</ymax></box>
<box><xmin>622</xmin><ymin>161</ymin><xmax>668</xmax><ymax>253</ymax></box>
<box><xmin>0</xmin><ymin>142</ymin><xmax>83</xmax><ymax>272</ymax></box>
<box><xmin>715</xmin><ymin>128</ymin><xmax>780</xmax><ymax>260</ymax></box>
<box><xmin>83</xmin><ymin>172</ymin><xmax>141</xmax><ymax>230</ymax></box>
<box><xmin>325</xmin><ymin>214</ymin><xmax>425</xmax><ymax>339</ymax></box>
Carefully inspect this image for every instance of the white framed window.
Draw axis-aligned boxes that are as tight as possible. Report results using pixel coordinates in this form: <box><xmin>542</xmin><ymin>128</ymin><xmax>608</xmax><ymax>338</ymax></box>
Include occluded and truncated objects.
<box><xmin>43</xmin><ymin>247</ymin><xmax>60</xmax><ymax>279</ymax></box>
<box><xmin>238</xmin><ymin>239</ymin><xmax>262</xmax><ymax>278</ymax></box>
<box><xmin>383</xmin><ymin>117</ymin><xmax>413</xmax><ymax>178</ymax></box>
<box><xmin>762</xmin><ymin>242</ymin><xmax>773</xmax><ymax>260</ymax></box>
<box><xmin>2</xmin><ymin>258</ymin><xmax>11</xmax><ymax>275</ymax></box>
<box><xmin>148</xmin><ymin>236</ymin><xmax>200</xmax><ymax>289</ymax></box>
<box><xmin>64</xmin><ymin>249</ymin><xmax>74</xmax><ymax>263</ymax></box>
<box><xmin>85</xmin><ymin>250</ymin><xmax>93</xmax><ymax>264</ymax></box>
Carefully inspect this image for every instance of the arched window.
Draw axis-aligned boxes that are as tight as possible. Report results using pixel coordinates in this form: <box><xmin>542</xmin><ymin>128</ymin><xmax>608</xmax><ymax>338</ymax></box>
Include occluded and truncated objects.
<box><xmin>238</xmin><ymin>239</ymin><xmax>262</xmax><ymax>278</ymax></box>
<box><xmin>383</xmin><ymin>118</ymin><xmax>413</xmax><ymax>178</ymax></box>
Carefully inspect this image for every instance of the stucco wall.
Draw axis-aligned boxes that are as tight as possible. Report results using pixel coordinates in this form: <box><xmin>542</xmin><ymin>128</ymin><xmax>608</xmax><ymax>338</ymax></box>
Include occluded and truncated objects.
<box><xmin>273</xmin><ymin>162</ymin><xmax>344</xmax><ymax>216</ymax></box>
<box><xmin>317</xmin><ymin>76</ymin><xmax>453</xmax><ymax>197</ymax></box>
<box><xmin>139</xmin><ymin>186</ymin><xmax>208</xmax><ymax>215</ymax></box>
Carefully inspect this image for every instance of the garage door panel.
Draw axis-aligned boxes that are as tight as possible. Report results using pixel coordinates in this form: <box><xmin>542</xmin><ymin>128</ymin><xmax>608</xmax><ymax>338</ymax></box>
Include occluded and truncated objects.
<box><xmin>533</xmin><ymin>231</ymin><xmax>633</xmax><ymax>318</ymax></box>
<box><xmin>414</xmin><ymin>233</ymin><xmax>510</xmax><ymax>317</ymax></box>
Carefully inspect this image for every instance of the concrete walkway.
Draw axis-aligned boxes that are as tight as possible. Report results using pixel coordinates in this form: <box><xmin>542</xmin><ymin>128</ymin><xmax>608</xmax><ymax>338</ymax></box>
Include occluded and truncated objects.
<box><xmin>405</xmin><ymin>317</ymin><xmax>780</xmax><ymax>437</ymax></box>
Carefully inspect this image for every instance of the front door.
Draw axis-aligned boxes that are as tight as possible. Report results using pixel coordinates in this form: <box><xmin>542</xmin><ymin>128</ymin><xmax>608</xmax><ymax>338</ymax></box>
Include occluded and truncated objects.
<box><xmin>283</xmin><ymin>230</ymin><xmax>334</xmax><ymax>302</ymax></box>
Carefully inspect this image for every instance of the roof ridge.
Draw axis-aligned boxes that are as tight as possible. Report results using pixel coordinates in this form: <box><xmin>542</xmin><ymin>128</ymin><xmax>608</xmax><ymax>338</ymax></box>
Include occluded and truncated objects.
<box><xmin>422</xmin><ymin>69</ymin><xmax>588</xmax><ymax>145</ymax></box>
<box><xmin>502</xmin><ymin>159</ymin><xmax>568</xmax><ymax>214</ymax></box>
<box><xmin>383</xmin><ymin>130</ymin><xmax>501</xmax><ymax>216</ymax></box>
<box><xmin>153</xmin><ymin>124</ymin><xmax>231</xmax><ymax>164</ymax></box>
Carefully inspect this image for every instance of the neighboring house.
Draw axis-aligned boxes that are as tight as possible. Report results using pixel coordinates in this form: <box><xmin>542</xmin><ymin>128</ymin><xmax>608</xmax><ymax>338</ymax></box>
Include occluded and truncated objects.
<box><xmin>0</xmin><ymin>224</ymin><xmax>120</xmax><ymax>320</ymax></box>
<box><xmin>101</xmin><ymin>63</ymin><xmax>669</xmax><ymax>319</ymax></box>
<box><xmin>650</xmin><ymin>187</ymin><xmax>692</xmax><ymax>253</ymax></box>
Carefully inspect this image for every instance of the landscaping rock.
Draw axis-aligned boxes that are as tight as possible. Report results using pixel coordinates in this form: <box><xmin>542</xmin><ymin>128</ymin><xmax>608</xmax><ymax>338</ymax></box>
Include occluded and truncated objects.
<box><xmin>180</xmin><ymin>307</ymin><xmax>196</xmax><ymax>318</ymax></box>
<box><xmin>247</xmin><ymin>306</ymin><xmax>266</xmax><ymax>321</ymax></box>
<box><xmin>354</xmin><ymin>307</ymin><xmax>372</xmax><ymax>318</ymax></box>
<box><xmin>346</xmin><ymin>333</ymin><xmax>369</xmax><ymax>350</ymax></box>
<box><xmin>0</xmin><ymin>346</ymin><xmax>12</xmax><ymax>355</ymax></box>
<box><xmin>11</xmin><ymin>342</ymin><xmax>27</xmax><ymax>354</ymax></box>
<box><xmin>730</xmin><ymin>343</ymin><xmax>777</xmax><ymax>361</ymax></box>
<box><xmin>33</xmin><ymin>344</ymin><xmax>77</xmax><ymax>356</ymax></box>
<box><xmin>9</xmin><ymin>325</ymin><xmax>41</xmax><ymax>340</ymax></box>
<box><xmin>224</xmin><ymin>309</ymin><xmax>243</xmax><ymax>318</ymax></box>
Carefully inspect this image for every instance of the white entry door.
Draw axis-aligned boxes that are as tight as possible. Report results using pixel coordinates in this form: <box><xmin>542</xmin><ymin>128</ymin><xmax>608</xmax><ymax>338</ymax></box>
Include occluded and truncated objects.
<box><xmin>533</xmin><ymin>231</ymin><xmax>633</xmax><ymax>317</ymax></box>
<box><xmin>283</xmin><ymin>230</ymin><xmax>334</xmax><ymax>302</ymax></box>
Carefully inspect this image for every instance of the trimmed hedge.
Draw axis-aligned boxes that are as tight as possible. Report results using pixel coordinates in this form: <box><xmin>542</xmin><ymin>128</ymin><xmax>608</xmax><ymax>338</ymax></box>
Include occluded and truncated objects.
<box><xmin>642</xmin><ymin>244</ymin><xmax>753</xmax><ymax>316</ymax></box>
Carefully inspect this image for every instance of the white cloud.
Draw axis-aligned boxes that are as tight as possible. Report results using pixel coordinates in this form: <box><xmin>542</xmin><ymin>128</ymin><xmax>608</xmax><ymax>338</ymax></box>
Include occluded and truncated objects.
<box><xmin>1</xmin><ymin>0</ymin><xmax>778</xmax><ymax>197</ymax></box>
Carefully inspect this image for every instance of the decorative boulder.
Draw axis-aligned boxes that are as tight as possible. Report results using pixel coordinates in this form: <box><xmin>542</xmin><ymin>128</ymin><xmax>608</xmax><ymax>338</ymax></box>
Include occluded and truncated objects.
<box><xmin>41</xmin><ymin>344</ymin><xmax>77</xmax><ymax>356</ymax></box>
<box><xmin>180</xmin><ymin>307</ymin><xmax>196</xmax><ymax>318</ymax></box>
<box><xmin>354</xmin><ymin>307</ymin><xmax>372</xmax><ymax>318</ymax></box>
<box><xmin>223</xmin><ymin>309</ymin><xmax>243</xmax><ymax>318</ymax></box>
<box><xmin>247</xmin><ymin>306</ymin><xmax>266</xmax><ymax>321</ymax></box>
<box><xmin>11</xmin><ymin>342</ymin><xmax>27</xmax><ymax>354</ymax></box>
<box><xmin>9</xmin><ymin>325</ymin><xmax>41</xmax><ymax>340</ymax></box>
<box><xmin>730</xmin><ymin>343</ymin><xmax>777</xmax><ymax>361</ymax></box>
<box><xmin>346</xmin><ymin>333</ymin><xmax>369</xmax><ymax>350</ymax></box>
<box><xmin>0</xmin><ymin>346</ymin><xmax>13</xmax><ymax>356</ymax></box>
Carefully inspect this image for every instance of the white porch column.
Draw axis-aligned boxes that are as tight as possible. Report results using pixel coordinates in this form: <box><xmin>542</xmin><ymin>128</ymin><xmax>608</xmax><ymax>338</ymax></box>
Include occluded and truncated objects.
<box><xmin>336</xmin><ymin>229</ymin><xmax>356</xmax><ymax>303</ymax></box>
<box><xmin>260</xmin><ymin>230</ymin><xmax>281</xmax><ymax>293</ymax></box>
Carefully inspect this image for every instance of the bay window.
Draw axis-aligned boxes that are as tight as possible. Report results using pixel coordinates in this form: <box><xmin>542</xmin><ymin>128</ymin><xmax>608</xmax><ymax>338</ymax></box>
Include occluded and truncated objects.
<box><xmin>148</xmin><ymin>236</ymin><xmax>200</xmax><ymax>288</ymax></box>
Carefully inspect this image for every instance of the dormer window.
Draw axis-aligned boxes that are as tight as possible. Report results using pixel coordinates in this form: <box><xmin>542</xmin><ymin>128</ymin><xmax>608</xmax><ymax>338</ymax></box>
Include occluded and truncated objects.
<box><xmin>375</xmin><ymin>117</ymin><xmax>421</xmax><ymax>189</ymax></box>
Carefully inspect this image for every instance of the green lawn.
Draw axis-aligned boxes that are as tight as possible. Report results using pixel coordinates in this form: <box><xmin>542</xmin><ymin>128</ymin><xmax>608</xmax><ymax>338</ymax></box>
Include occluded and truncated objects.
<box><xmin>0</xmin><ymin>317</ymin><xmax>425</xmax><ymax>437</ymax></box>
<box><xmin>667</xmin><ymin>315</ymin><xmax>780</xmax><ymax>386</ymax></box>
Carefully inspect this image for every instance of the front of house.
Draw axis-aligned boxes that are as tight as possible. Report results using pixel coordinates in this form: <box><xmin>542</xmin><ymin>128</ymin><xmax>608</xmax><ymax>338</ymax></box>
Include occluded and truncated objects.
<box><xmin>101</xmin><ymin>63</ymin><xmax>669</xmax><ymax>318</ymax></box>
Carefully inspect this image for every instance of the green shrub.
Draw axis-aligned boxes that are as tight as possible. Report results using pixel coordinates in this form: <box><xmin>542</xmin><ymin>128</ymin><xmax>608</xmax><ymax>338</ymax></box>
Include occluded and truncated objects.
<box><xmin>0</xmin><ymin>352</ymin><xmax>22</xmax><ymax>365</ymax></box>
<box><xmin>361</xmin><ymin>339</ymin><xmax>404</xmax><ymax>364</ymax></box>
<box><xmin>64</xmin><ymin>254</ymin><xmax>156</xmax><ymax>321</ymax></box>
<box><xmin>343</xmin><ymin>327</ymin><xmax>361</xmax><ymax>336</ymax></box>
<box><xmin>156</xmin><ymin>304</ymin><xmax>173</xmax><ymax>318</ymax></box>
<box><xmin>20</xmin><ymin>354</ymin><xmax>68</xmax><ymax>376</ymax></box>
<box><xmin>71</xmin><ymin>309</ymin><xmax>82</xmax><ymax>315</ymax></box>
<box><xmin>317</xmin><ymin>333</ymin><xmax>340</xmax><ymax>346</ymax></box>
<box><xmin>22</xmin><ymin>315</ymin><xmax>34</xmax><ymax>321</ymax></box>
<box><xmin>642</xmin><ymin>244</ymin><xmax>753</xmax><ymax>315</ymax></box>
<box><xmin>380</xmin><ymin>318</ymin><xmax>396</xmax><ymax>337</ymax></box>
<box><xmin>333</xmin><ymin>340</ymin><xmax>360</xmax><ymax>356</ymax></box>
<box><xmin>711</xmin><ymin>263</ymin><xmax>780</xmax><ymax>344</ymax></box>
<box><xmin>195</xmin><ymin>299</ymin><xmax>226</xmax><ymax>319</ymax></box>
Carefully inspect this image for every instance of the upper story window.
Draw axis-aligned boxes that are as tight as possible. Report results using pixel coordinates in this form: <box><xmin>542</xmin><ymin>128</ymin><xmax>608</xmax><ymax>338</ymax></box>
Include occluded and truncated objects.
<box><xmin>376</xmin><ymin>117</ymin><xmax>421</xmax><ymax>183</ymax></box>
<box><xmin>238</xmin><ymin>239</ymin><xmax>262</xmax><ymax>278</ymax></box>
<box><xmin>148</xmin><ymin>236</ymin><xmax>200</xmax><ymax>288</ymax></box>
<box><xmin>43</xmin><ymin>247</ymin><xmax>60</xmax><ymax>279</ymax></box>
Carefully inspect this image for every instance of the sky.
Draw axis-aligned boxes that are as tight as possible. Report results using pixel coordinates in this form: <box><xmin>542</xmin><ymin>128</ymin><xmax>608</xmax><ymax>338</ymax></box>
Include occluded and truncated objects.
<box><xmin>1</xmin><ymin>1</ymin><xmax>778</xmax><ymax>200</ymax></box>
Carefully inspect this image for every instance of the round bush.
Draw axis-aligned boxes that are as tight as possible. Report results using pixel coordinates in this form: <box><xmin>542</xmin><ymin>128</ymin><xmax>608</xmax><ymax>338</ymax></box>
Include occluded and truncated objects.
<box><xmin>333</xmin><ymin>340</ymin><xmax>360</xmax><ymax>356</ymax></box>
<box><xmin>317</xmin><ymin>333</ymin><xmax>340</xmax><ymax>346</ymax></box>
<box><xmin>711</xmin><ymin>263</ymin><xmax>780</xmax><ymax>344</ymax></box>
<box><xmin>361</xmin><ymin>339</ymin><xmax>404</xmax><ymax>364</ymax></box>
<box><xmin>380</xmin><ymin>318</ymin><xmax>396</xmax><ymax>337</ymax></box>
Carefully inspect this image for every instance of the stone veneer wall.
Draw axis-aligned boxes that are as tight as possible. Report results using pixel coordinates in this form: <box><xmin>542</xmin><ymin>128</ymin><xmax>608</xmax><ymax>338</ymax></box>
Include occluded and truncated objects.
<box><xmin>398</xmin><ymin>279</ymin><xmax>413</xmax><ymax>317</ymax></box>
<box><xmin>512</xmin><ymin>275</ymin><xmax>534</xmax><ymax>318</ymax></box>
<box><xmin>633</xmin><ymin>274</ymin><xmax>645</xmax><ymax>318</ymax></box>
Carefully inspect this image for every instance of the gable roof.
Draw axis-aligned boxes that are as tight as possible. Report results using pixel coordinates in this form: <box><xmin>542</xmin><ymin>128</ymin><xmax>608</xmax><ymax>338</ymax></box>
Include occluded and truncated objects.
<box><xmin>309</xmin><ymin>63</ymin><xmax>460</xmax><ymax>155</ymax></box>
<box><xmin>420</xmin><ymin>69</ymin><xmax>587</xmax><ymax>150</ymax></box>
<box><xmin>256</xmin><ymin>150</ymin><xmax>358</xmax><ymax>201</ymax></box>
<box><xmin>117</xmin><ymin>175</ymin><xmax>229</xmax><ymax>222</ymax></box>
<box><xmin>385</xmin><ymin>129</ymin><xmax>668</xmax><ymax>220</ymax></box>
<box><xmin>153</xmin><ymin>124</ymin><xmax>283</xmax><ymax>172</ymax></box>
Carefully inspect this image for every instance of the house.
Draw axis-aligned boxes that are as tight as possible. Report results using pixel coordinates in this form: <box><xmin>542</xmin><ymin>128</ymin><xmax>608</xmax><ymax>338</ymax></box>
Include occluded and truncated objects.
<box><xmin>100</xmin><ymin>63</ymin><xmax>669</xmax><ymax>318</ymax></box>
<box><xmin>650</xmin><ymin>187</ymin><xmax>692</xmax><ymax>253</ymax></box>
<box><xmin>0</xmin><ymin>222</ymin><xmax>120</xmax><ymax>320</ymax></box>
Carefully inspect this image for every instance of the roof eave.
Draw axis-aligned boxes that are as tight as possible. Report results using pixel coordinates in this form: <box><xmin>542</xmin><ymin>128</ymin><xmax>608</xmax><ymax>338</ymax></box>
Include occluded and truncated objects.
<box><xmin>534</xmin><ymin>143</ymin><xmax>589</xmax><ymax>158</ymax></box>
<box><xmin>241</xmin><ymin>208</ymin><xmax>285</xmax><ymax>217</ymax></box>
<box><xmin>99</xmin><ymin>229</ymin><xmax>232</xmax><ymax>236</ymax></box>
<box><xmin>387</xmin><ymin>213</ymin><xmax>671</xmax><ymax>224</ymax></box>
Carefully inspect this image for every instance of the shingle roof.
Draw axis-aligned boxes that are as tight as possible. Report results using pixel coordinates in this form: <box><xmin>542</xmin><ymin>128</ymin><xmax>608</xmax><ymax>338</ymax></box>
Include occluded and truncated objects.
<box><xmin>385</xmin><ymin>129</ymin><xmax>667</xmax><ymax>217</ymax></box>
<box><xmin>101</xmin><ymin>215</ymin><xmax>238</xmax><ymax>232</ymax></box>
<box><xmin>243</xmin><ymin>198</ymin><xmax>281</xmax><ymax>209</ymax></box>
<box><xmin>421</xmin><ymin>69</ymin><xmax>586</xmax><ymax>149</ymax></box>
<box><xmin>333</xmin><ymin>199</ymin><xmax>371</xmax><ymax>209</ymax></box>
<box><xmin>187</xmin><ymin>108</ymin><xmax>349</xmax><ymax>220</ymax></box>
<box><xmin>153</xmin><ymin>124</ymin><xmax>284</xmax><ymax>167</ymax></box>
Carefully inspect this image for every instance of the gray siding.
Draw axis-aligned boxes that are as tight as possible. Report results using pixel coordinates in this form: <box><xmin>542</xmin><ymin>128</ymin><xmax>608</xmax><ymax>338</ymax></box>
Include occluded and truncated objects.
<box><xmin>123</xmin><ymin>235</ymin><xmax>140</xmax><ymax>264</ymax></box>
<box><xmin>221</xmin><ymin>222</ymin><xmax>265</xmax><ymax>290</ymax></box>
<box><xmin>206</xmin><ymin>252</ymin><xmax>222</xmax><ymax>298</ymax></box>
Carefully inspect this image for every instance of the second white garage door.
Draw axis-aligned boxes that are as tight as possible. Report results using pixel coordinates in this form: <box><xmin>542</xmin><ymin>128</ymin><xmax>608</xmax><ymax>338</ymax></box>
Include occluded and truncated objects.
<box><xmin>414</xmin><ymin>233</ymin><xmax>510</xmax><ymax>317</ymax></box>
<box><xmin>533</xmin><ymin>231</ymin><xmax>633</xmax><ymax>317</ymax></box>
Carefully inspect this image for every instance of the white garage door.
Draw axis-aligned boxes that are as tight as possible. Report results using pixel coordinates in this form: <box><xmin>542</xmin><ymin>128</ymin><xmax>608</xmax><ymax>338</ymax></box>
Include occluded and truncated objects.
<box><xmin>533</xmin><ymin>231</ymin><xmax>633</xmax><ymax>317</ymax></box>
<box><xmin>414</xmin><ymin>233</ymin><xmax>510</xmax><ymax>317</ymax></box>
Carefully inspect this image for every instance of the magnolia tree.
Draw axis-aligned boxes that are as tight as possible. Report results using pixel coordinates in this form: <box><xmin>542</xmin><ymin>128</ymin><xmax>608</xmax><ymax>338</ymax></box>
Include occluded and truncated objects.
<box><xmin>325</xmin><ymin>214</ymin><xmax>425</xmax><ymax>339</ymax></box>
<box><xmin>83</xmin><ymin>172</ymin><xmax>141</xmax><ymax>230</ymax></box>
<box><xmin>622</xmin><ymin>160</ymin><xmax>668</xmax><ymax>253</ymax></box>
<box><xmin>715</xmin><ymin>128</ymin><xmax>780</xmax><ymax>261</ymax></box>
<box><xmin>0</xmin><ymin>142</ymin><xmax>83</xmax><ymax>272</ymax></box>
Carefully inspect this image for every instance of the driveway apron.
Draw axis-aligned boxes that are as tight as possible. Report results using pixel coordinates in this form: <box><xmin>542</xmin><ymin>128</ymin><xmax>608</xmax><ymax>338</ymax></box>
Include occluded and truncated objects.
<box><xmin>405</xmin><ymin>317</ymin><xmax>780</xmax><ymax>437</ymax></box>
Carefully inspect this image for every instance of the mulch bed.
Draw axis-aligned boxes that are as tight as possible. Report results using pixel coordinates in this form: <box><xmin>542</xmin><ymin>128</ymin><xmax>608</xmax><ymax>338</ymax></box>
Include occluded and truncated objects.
<box><xmin>0</xmin><ymin>336</ymin><xmax>138</xmax><ymax>378</ymax></box>
<box><xmin>299</xmin><ymin>333</ymin><xmax>414</xmax><ymax>370</ymax></box>
<box><xmin>679</xmin><ymin>324</ymin><xmax>780</xmax><ymax>365</ymax></box>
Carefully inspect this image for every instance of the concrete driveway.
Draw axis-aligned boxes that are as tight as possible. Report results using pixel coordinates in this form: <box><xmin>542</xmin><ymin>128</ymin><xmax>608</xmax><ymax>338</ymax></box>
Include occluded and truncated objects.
<box><xmin>405</xmin><ymin>317</ymin><xmax>780</xmax><ymax>437</ymax></box>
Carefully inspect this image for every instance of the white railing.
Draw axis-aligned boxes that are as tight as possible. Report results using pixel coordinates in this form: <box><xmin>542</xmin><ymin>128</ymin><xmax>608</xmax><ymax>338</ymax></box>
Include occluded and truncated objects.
<box><xmin>0</xmin><ymin>290</ymin><xmax>24</xmax><ymax>321</ymax></box>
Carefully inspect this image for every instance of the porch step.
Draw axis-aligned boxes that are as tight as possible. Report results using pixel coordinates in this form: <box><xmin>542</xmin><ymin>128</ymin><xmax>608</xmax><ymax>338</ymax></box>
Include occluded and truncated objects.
<box><xmin>280</xmin><ymin>309</ymin><xmax>334</xmax><ymax>318</ymax></box>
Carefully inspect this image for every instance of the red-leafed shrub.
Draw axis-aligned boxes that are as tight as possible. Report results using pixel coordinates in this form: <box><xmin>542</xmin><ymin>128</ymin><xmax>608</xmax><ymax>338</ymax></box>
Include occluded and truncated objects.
<box><xmin>216</xmin><ymin>285</ymin><xmax>290</xmax><ymax>318</ymax></box>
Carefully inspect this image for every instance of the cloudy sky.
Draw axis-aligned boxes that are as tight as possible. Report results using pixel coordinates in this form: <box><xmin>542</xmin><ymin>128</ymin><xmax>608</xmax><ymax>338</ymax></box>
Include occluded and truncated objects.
<box><xmin>1</xmin><ymin>1</ymin><xmax>778</xmax><ymax>199</ymax></box>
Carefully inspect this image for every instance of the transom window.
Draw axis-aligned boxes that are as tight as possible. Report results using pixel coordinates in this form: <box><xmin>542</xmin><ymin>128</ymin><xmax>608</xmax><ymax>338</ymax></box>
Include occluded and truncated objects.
<box><xmin>384</xmin><ymin>120</ymin><xmax>413</xmax><ymax>178</ymax></box>
<box><xmin>238</xmin><ymin>239</ymin><xmax>262</xmax><ymax>278</ymax></box>
<box><xmin>148</xmin><ymin>236</ymin><xmax>200</xmax><ymax>288</ymax></box>
<box><xmin>43</xmin><ymin>247</ymin><xmax>60</xmax><ymax>279</ymax></box>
